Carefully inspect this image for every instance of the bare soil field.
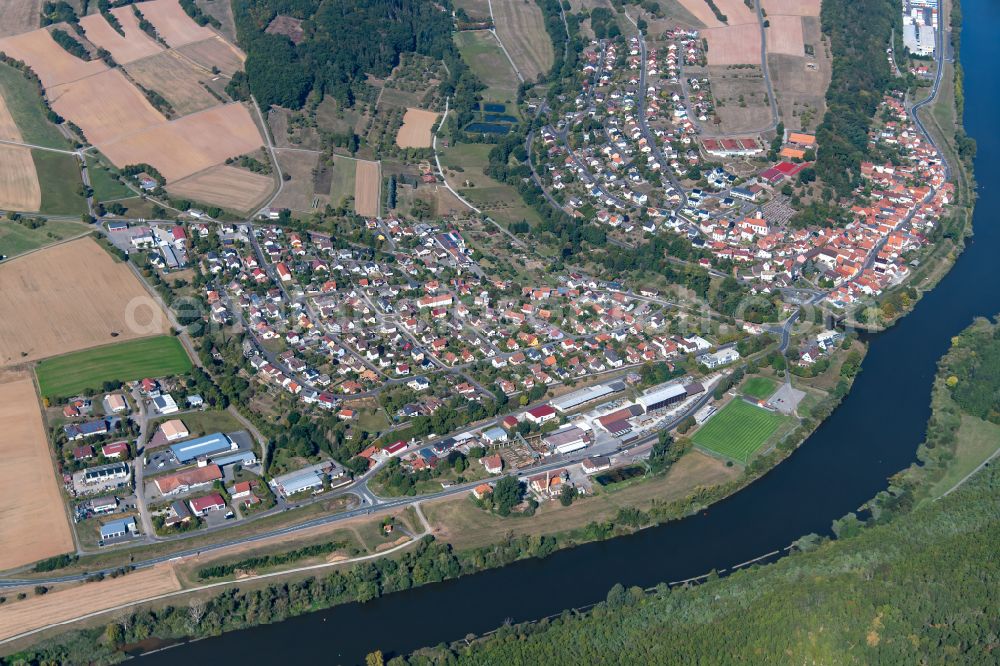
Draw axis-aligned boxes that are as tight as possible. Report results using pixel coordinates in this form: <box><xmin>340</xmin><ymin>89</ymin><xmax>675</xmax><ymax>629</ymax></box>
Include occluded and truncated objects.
<box><xmin>714</xmin><ymin>0</ymin><xmax>757</xmax><ymax>24</ymax></box>
<box><xmin>0</xmin><ymin>144</ymin><xmax>41</xmax><ymax>211</ymax></box>
<box><xmin>271</xmin><ymin>149</ymin><xmax>327</xmax><ymax>212</ymax></box>
<box><xmin>0</xmin><ymin>93</ymin><xmax>40</xmax><ymax>211</ymax></box>
<box><xmin>125</xmin><ymin>50</ymin><xmax>219</xmax><ymax>116</ymax></box>
<box><xmin>395</xmin><ymin>107</ymin><xmax>438</xmax><ymax>148</ymax></box>
<box><xmin>0</xmin><ymin>28</ymin><xmax>107</xmax><ymax>89</ymax></box>
<box><xmin>0</xmin><ymin>0</ymin><xmax>44</xmax><ymax>39</ymax></box>
<box><xmin>762</xmin><ymin>0</ymin><xmax>820</xmax><ymax>16</ymax></box>
<box><xmin>167</xmin><ymin>164</ymin><xmax>274</xmax><ymax>212</ymax></box>
<box><xmin>766</xmin><ymin>14</ymin><xmax>804</xmax><ymax>56</ymax></box>
<box><xmin>676</xmin><ymin>0</ymin><xmax>725</xmax><ymax>27</ymax></box>
<box><xmin>0</xmin><ymin>237</ymin><xmax>171</xmax><ymax>367</ymax></box>
<box><xmin>196</xmin><ymin>0</ymin><xmax>239</xmax><ymax>43</ymax></box>
<box><xmin>354</xmin><ymin>159</ymin><xmax>381</xmax><ymax>217</ymax></box>
<box><xmin>0</xmin><ymin>372</ymin><xmax>74</xmax><ymax>573</ymax></box>
<box><xmin>0</xmin><ymin>564</ymin><xmax>180</xmax><ymax>641</ymax></box>
<box><xmin>99</xmin><ymin>102</ymin><xmax>264</xmax><ymax>182</ymax></box>
<box><xmin>137</xmin><ymin>0</ymin><xmax>216</xmax><ymax>48</ymax></box>
<box><xmin>79</xmin><ymin>11</ymin><xmax>163</xmax><ymax>64</ymax></box>
<box><xmin>703</xmin><ymin>23</ymin><xmax>761</xmax><ymax>65</ymax></box>
<box><xmin>767</xmin><ymin>16</ymin><xmax>830</xmax><ymax>132</ymax></box>
<box><xmin>176</xmin><ymin>35</ymin><xmax>244</xmax><ymax>77</ymax></box>
<box><xmin>48</xmin><ymin>68</ymin><xmax>165</xmax><ymax>145</ymax></box>
<box><xmin>491</xmin><ymin>0</ymin><xmax>553</xmax><ymax>82</ymax></box>
<box><xmin>709</xmin><ymin>64</ymin><xmax>772</xmax><ymax>132</ymax></box>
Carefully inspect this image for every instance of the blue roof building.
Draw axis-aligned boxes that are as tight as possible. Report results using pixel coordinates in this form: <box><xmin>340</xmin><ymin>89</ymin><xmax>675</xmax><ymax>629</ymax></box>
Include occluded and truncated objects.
<box><xmin>100</xmin><ymin>516</ymin><xmax>136</xmax><ymax>540</ymax></box>
<box><xmin>169</xmin><ymin>432</ymin><xmax>235</xmax><ymax>464</ymax></box>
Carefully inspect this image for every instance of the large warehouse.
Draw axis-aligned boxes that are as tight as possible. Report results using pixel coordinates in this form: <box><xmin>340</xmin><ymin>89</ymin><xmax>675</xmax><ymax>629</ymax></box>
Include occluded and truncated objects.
<box><xmin>638</xmin><ymin>383</ymin><xmax>687</xmax><ymax>412</ymax></box>
<box><xmin>169</xmin><ymin>432</ymin><xmax>236</xmax><ymax>464</ymax></box>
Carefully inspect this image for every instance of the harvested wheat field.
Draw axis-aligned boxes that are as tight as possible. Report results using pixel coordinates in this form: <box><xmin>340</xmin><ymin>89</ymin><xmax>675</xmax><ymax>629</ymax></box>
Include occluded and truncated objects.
<box><xmin>766</xmin><ymin>14</ymin><xmax>804</xmax><ymax>56</ymax></box>
<box><xmin>0</xmin><ymin>92</ymin><xmax>40</xmax><ymax>210</ymax></box>
<box><xmin>0</xmin><ymin>372</ymin><xmax>74</xmax><ymax>573</ymax></box>
<box><xmin>49</xmin><ymin>68</ymin><xmax>165</xmax><ymax>145</ymax></box>
<box><xmin>168</xmin><ymin>165</ymin><xmax>274</xmax><ymax>212</ymax></box>
<box><xmin>138</xmin><ymin>0</ymin><xmax>216</xmax><ymax>48</ymax></box>
<box><xmin>79</xmin><ymin>11</ymin><xmax>163</xmax><ymax>64</ymax></box>
<box><xmin>713</xmin><ymin>0</ymin><xmax>758</xmax><ymax>24</ymax></box>
<box><xmin>704</xmin><ymin>23</ymin><xmax>761</xmax><ymax>65</ymax></box>
<box><xmin>0</xmin><ymin>237</ymin><xmax>171</xmax><ymax>367</ymax></box>
<box><xmin>396</xmin><ymin>108</ymin><xmax>439</xmax><ymax>148</ymax></box>
<box><xmin>177</xmin><ymin>35</ymin><xmax>245</xmax><ymax>76</ymax></box>
<box><xmin>762</xmin><ymin>0</ymin><xmax>820</xmax><ymax>16</ymax></box>
<box><xmin>0</xmin><ymin>0</ymin><xmax>44</xmax><ymax>39</ymax></box>
<box><xmin>491</xmin><ymin>0</ymin><xmax>553</xmax><ymax>82</ymax></box>
<box><xmin>0</xmin><ymin>564</ymin><xmax>181</xmax><ymax>641</ymax></box>
<box><xmin>98</xmin><ymin>103</ymin><xmax>264</xmax><ymax>182</ymax></box>
<box><xmin>125</xmin><ymin>50</ymin><xmax>220</xmax><ymax>116</ymax></box>
<box><xmin>0</xmin><ymin>28</ymin><xmax>107</xmax><ymax>89</ymax></box>
<box><xmin>354</xmin><ymin>159</ymin><xmax>381</xmax><ymax>217</ymax></box>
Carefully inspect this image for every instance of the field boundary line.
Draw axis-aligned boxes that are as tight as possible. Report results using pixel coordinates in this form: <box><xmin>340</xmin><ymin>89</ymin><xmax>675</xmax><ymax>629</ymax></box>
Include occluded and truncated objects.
<box><xmin>487</xmin><ymin>0</ymin><xmax>526</xmax><ymax>83</ymax></box>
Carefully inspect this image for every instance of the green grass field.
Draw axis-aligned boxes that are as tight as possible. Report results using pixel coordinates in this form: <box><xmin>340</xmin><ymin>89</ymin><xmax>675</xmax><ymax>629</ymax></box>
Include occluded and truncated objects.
<box><xmin>34</xmin><ymin>150</ymin><xmax>86</xmax><ymax>215</ymax></box>
<box><xmin>0</xmin><ymin>63</ymin><xmax>70</xmax><ymax>149</ymax></box>
<box><xmin>0</xmin><ymin>219</ymin><xmax>90</xmax><ymax>257</ymax></box>
<box><xmin>742</xmin><ymin>376</ymin><xmax>778</xmax><ymax>400</ymax></box>
<box><xmin>454</xmin><ymin>30</ymin><xmax>520</xmax><ymax>105</ymax></box>
<box><xmin>87</xmin><ymin>156</ymin><xmax>133</xmax><ymax>201</ymax></box>
<box><xmin>693</xmin><ymin>399</ymin><xmax>787</xmax><ymax>463</ymax></box>
<box><xmin>36</xmin><ymin>336</ymin><xmax>193</xmax><ymax>398</ymax></box>
<box><xmin>328</xmin><ymin>154</ymin><xmax>357</xmax><ymax>208</ymax></box>
<box><xmin>927</xmin><ymin>414</ymin><xmax>1000</xmax><ymax>498</ymax></box>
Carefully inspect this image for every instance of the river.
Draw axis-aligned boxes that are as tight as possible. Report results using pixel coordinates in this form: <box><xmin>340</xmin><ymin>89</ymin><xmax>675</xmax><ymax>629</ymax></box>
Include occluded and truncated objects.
<box><xmin>143</xmin><ymin>2</ymin><xmax>998</xmax><ymax>663</ymax></box>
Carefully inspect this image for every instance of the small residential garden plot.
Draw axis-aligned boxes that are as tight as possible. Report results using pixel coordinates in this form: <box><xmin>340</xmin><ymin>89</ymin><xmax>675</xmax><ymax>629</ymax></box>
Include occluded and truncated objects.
<box><xmin>36</xmin><ymin>335</ymin><xmax>192</xmax><ymax>399</ymax></box>
<box><xmin>742</xmin><ymin>376</ymin><xmax>778</xmax><ymax>400</ymax></box>
<box><xmin>693</xmin><ymin>399</ymin><xmax>788</xmax><ymax>463</ymax></box>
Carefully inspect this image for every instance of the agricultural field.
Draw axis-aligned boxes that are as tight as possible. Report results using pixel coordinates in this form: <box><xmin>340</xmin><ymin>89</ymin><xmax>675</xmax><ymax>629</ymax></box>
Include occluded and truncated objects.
<box><xmin>0</xmin><ymin>371</ymin><xmax>75</xmax><ymax>573</ymax></box>
<box><xmin>0</xmin><ymin>564</ymin><xmax>181</xmax><ymax>641</ymax></box>
<box><xmin>36</xmin><ymin>335</ymin><xmax>192</xmax><ymax>399</ymax></box>
<box><xmin>125</xmin><ymin>50</ymin><xmax>222</xmax><ymax>116</ymax></box>
<box><xmin>742</xmin><ymin>376</ymin><xmax>778</xmax><ymax>400</ymax></box>
<box><xmin>354</xmin><ymin>158</ymin><xmax>381</xmax><ymax>217</ymax></box>
<box><xmin>438</xmin><ymin>141</ymin><xmax>543</xmax><ymax>226</ymax></box>
<box><xmin>490</xmin><ymin>0</ymin><xmax>553</xmax><ymax>82</ymax></box>
<box><xmin>0</xmin><ymin>219</ymin><xmax>90</xmax><ymax>258</ymax></box>
<box><xmin>454</xmin><ymin>30</ymin><xmax>520</xmax><ymax>105</ymax></box>
<box><xmin>137</xmin><ymin>0</ymin><xmax>216</xmax><ymax>47</ymax></box>
<box><xmin>766</xmin><ymin>15</ymin><xmax>830</xmax><ymax>133</ymax></box>
<box><xmin>0</xmin><ymin>0</ymin><xmax>44</xmax><ymax>39</ymax></box>
<box><xmin>50</xmin><ymin>68</ymin><xmax>166</xmax><ymax>146</ymax></box>
<box><xmin>328</xmin><ymin>154</ymin><xmax>358</xmax><ymax>210</ymax></box>
<box><xmin>693</xmin><ymin>398</ymin><xmax>788</xmax><ymax>463</ymax></box>
<box><xmin>0</xmin><ymin>237</ymin><xmax>172</xmax><ymax>368</ymax></box>
<box><xmin>33</xmin><ymin>150</ymin><xmax>87</xmax><ymax>215</ymax></box>
<box><xmin>86</xmin><ymin>155</ymin><xmax>133</xmax><ymax>201</ymax></box>
<box><xmin>762</xmin><ymin>0</ymin><xmax>820</xmax><ymax>15</ymax></box>
<box><xmin>395</xmin><ymin>108</ymin><xmax>439</xmax><ymax>148</ymax></box>
<box><xmin>703</xmin><ymin>23</ymin><xmax>762</xmax><ymax>66</ymax></box>
<box><xmin>99</xmin><ymin>103</ymin><xmax>265</xmax><ymax>182</ymax></box>
<box><xmin>167</xmin><ymin>164</ymin><xmax>274</xmax><ymax>213</ymax></box>
<box><xmin>708</xmin><ymin>65</ymin><xmax>773</xmax><ymax>133</ymax></box>
<box><xmin>176</xmin><ymin>35</ymin><xmax>245</xmax><ymax>77</ymax></box>
<box><xmin>0</xmin><ymin>28</ymin><xmax>106</xmax><ymax>89</ymax></box>
<box><xmin>79</xmin><ymin>9</ymin><xmax>164</xmax><ymax>64</ymax></box>
<box><xmin>0</xmin><ymin>144</ymin><xmax>40</xmax><ymax>212</ymax></box>
<box><xmin>452</xmin><ymin>0</ymin><xmax>490</xmax><ymax>18</ymax></box>
<box><xmin>0</xmin><ymin>61</ymin><xmax>70</xmax><ymax>150</ymax></box>
<box><xmin>271</xmin><ymin>149</ymin><xmax>327</xmax><ymax>212</ymax></box>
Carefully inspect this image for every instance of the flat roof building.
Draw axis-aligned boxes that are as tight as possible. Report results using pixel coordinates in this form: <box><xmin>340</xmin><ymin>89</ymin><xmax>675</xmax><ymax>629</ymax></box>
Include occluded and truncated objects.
<box><xmin>100</xmin><ymin>516</ymin><xmax>136</xmax><ymax>540</ymax></box>
<box><xmin>638</xmin><ymin>383</ymin><xmax>688</xmax><ymax>412</ymax></box>
<box><xmin>169</xmin><ymin>432</ymin><xmax>235</xmax><ymax>464</ymax></box>
<box><xmin>550</xmin><ymin>380</ymin><xmax>625</xmax><ymax>413</ymax></box>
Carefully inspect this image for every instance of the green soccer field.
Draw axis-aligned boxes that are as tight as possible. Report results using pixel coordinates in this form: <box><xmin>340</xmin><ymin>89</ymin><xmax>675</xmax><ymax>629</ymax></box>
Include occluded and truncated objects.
<box><xmin>36</xmin><ymin>336</ymin><xmax>193</xmax><ymax>399</ymax></box>
<box><xmin>693</xmin><ymin>399</ymin><xmax>788</xmax><ymax>463</ymax></box>
<box><xmin>742</xmin><ymin>376</ymin><xmax>778</xmax><ymax>400</ymax></box>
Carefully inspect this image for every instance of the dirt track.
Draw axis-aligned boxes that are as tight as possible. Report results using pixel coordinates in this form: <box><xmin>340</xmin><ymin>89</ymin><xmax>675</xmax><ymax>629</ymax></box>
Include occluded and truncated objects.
<box><xmin>0</xmin><ymin>372</ymin><xmax>74</xmax><ymax>572</ymax></box>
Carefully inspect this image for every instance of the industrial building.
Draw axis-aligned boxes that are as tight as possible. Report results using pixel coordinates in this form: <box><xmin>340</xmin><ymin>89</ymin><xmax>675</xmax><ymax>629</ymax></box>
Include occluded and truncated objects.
<box><xmin>100</xmin><ymin>516</ymin><xmax>137</xmax><ymax>541</ymax></box>
<box><xmin>638</xmin><ymin>383</ymin><xmax>688</xmax><ymax>412</ymax></box>
<box><xmin>543</xmin><ymin>425</ymin><xmax>591</xmax><ymax>455</ymax></box>
<box><xmin>550</xmin><ymin>380</ymin><xmax>626</xmax><ymax>413</ymax></box>
<box><xmin>271</xmin><ymin>461</ymin><xmax>346</xmax><ymax>497</ymax></box>
<box><xmin>169</xmin><ymin>432</ymin><xmax>237</xmax><ymax>464</ymax></box>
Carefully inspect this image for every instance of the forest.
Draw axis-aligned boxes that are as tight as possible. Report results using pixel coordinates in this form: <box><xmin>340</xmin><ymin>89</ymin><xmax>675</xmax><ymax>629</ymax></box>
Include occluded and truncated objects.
<box><xmin>814</xmin><ymin>0</ymin><xmax>896</xmax><ymax>198</ymax></box>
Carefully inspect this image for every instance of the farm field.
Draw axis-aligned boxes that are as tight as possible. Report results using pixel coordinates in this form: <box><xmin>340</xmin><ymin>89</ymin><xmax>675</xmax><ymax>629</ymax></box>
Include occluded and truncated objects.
<box><xmin>328</xmin><ymin>154</ymin><xmax>358</xmax><ymax>209</ymax></box>
<box><xmin>137</xmin><ymin>0</ymin><xmax>216</xmax><ymax>47</ymax></box>
<box><xmin>0</xmin><ymin>143</ymin><xmax>40</xmax><ymax>211</ymax></box>
<box><xmin>354</xmin><ymin>158</ymin><xmax>381</xmax><ymax>217</ymax></box>
<box><xmin>0</xmin><ymin>237</ymin><xmax>172</xmax><ymax>368</ymax></box>
<box><xmin>167</xmin><ymin>164</ymin><xmax>274</xmax><ymax>213</ymax></box>
<box><xmin>708</xmin><ymin>65</ymin><xmax>772</xmax><ymax>133</ymax></box>
<box><xmin>176</xmin><ymin>36</ymin><xmax>245</xmax><ymax>77</ymax></box>
<box><xmin>742</xmin><ymin>376</ymin><xmax>778</xmax><ymax>400</ymax></box>
<box><xmin>125</xmin><ymin>50</ymin><xmax>221</xmax><ymax>116</ymax></box>
<box><xmin>0</xmin><ymin>371</ymin><xmax>75</xmax><ymax>573</ymax></box>
<box><xmin>50</xmin><ymin>68</ymin><xmax>166</xmax><ymax>146</ymax></box>
<box><xmin>34</xmin><ymin>150</ymin><xmax>86</xmax><ymax>215</ymax></box>
<box><xmin>693</xmin><ymin>398</ymin><xmax>788</xmax><ymax>463</ymax></box>
<box><xmin>766</xmin><ymin>14</ymin><xmax>805</xmax><ymax>56</ymax></box>
<box><xmin>490</xmin><ymin>0</ymin><xmax>553</xmax><ymax>82</ymax></box>
<box><xmin>0</xmin><ymin>564</ymin><xmax>181</xmax><ymax>641</ymax></box>
<box><xmin>0</xmin><ymin>219</ymin><xmax>90</xmax><ymax>257</ymax></box>
<box><xmin>86</xmin><ymin>155</ymin><xmax>133</xmax><ymax>201</ymax></box>
<box><xmin>98</xmin><ymin>102</ymin><xmax>265</xmax><ymax>182</ymax></box>
<box><xmin>767</xmin><ymin>15</ymin><xmax>830</xmax><ymax>133</ymax></box>
<box><xmin>0</xmin><ymin>28</ymin><xmax>106</xmax><ymax>89</ymax></box>
<box><xmin>396</xmin><ymin>108</ymin><xmax>439</xmax><ymax>148</ymax></box>
<box><xmin>762</xmin><ymin>0</ymin><xmax>820</xmax><ymax>16</ymax></box>
<box><xmin>0</xmin><ymin>0</ymin><xmax>43</xmax><ymax>39</ymax></box>
<box><xmin>79</xmin><ymin>9</ymin><xmax>164</xmax><ymax>64</ymax></box>
<box><xmin>0</xmin><ymin>61</ymin><xmax>70</xmax><ymax>150</ymax></box>
<box><xmin>454</xmin><ymin>30</ymin><xmax>520</xmax><ymax>104</ymax></box>
<box><xmin>271</xmin><ymin>149</ymin><xmax>325</xmax><ymax>212</ymax></box>
<box><xmin>36</xmin><ymin>335</ymin><xmax>192</xmax><ymax>399</ymax></box>
<box><xmin>703</xmin><ymin>23</ymin><xmax>762</xmax><ymax>66</ymax></box>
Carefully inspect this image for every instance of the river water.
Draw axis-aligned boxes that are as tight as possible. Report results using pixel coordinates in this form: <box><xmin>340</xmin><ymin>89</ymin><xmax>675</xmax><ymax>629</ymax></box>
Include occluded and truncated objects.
<box><xmin>143</xmin><ymin>2</ymin><xmax>998</xmax><ymax>663</ymax></box>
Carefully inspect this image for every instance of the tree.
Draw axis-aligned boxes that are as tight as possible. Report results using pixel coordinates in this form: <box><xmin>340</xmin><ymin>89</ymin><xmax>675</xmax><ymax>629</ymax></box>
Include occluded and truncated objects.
<box><xmin>365</xmin><ymin>650</ymin><xmax>384</xmax><ymax>666</ymax></box>
<box><xmin>559</xmin><ymin>482</ymin><xmax>576</xmax><ymax>506</ymax></box>
<box><xmin>492</xmin><ymin>475</ymin><xmax>525</xmax><ymax>516</ymax></box>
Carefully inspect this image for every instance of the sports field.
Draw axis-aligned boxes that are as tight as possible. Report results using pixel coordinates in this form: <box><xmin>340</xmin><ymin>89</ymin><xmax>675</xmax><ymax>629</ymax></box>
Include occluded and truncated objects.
<box><xmin>742</xmin><ymin>376</ymin><xmax>778</xmax><ymax>400</ymax></box>
<box><xmin>693</xmin><ymin>399</ymin><xmax>787</xmax><ymax>463</ymax></box>
<box><xmin>36</xmin><ymin>335</ymin><xmax>192</xmax><ymax>399</ymax></box>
